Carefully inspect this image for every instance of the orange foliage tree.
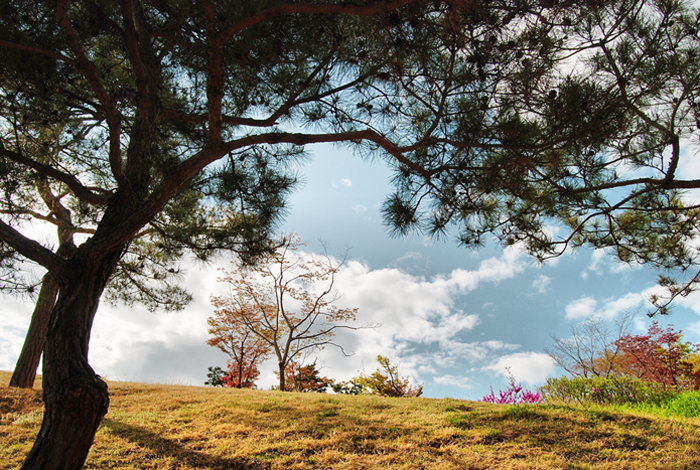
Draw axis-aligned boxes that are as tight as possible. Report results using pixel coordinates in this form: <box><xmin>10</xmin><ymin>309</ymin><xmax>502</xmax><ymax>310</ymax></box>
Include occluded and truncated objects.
<box><xmin>207</xmin><ymin>309</ymin><xmax>271</xmax><ymax>388</ymax></box>
<box><xmin>210</xmin><ymin>233</ymin><xmax>361</xmax><ymax>391</ymax></box>
<box><xmin>613</xmin><ymin>321</ymin><xmax>700</xmax><ymax>390</ymax></box>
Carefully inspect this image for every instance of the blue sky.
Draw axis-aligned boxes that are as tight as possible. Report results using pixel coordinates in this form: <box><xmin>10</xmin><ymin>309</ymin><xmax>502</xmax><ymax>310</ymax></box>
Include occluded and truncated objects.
<box><xmin>3</xmin><ymin>143</ymin><xmax>700</xmax><ymax>400</ymax></box>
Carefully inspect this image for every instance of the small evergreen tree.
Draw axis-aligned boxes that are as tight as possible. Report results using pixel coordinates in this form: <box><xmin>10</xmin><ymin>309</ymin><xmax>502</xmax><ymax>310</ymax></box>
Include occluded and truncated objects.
<box><xmin>204</xmin><ymin>366</ymin><xmax>226</xmax><ymax>387</ymax></box>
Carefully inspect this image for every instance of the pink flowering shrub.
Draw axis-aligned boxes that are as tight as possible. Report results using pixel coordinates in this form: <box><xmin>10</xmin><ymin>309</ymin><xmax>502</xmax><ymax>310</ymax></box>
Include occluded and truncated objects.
<box><xmin>482</xmin><ymin>368</ymin><xmax>543</xmax><ymax>405</ymax></box>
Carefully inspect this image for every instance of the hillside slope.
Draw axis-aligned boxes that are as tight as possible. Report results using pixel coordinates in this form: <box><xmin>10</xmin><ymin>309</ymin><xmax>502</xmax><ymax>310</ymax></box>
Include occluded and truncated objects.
<box><xmin>3</xmin><ymin>371</ymin><xmax>700</xmax><ymax>469</ymax></box>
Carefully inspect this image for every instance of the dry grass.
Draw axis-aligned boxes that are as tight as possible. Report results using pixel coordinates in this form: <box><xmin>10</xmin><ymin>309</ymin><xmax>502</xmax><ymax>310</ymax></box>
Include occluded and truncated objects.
<box><xmin>3</xmin><ymin>370</ymin><xmax>700</xmax><ymax>469</ymax></box>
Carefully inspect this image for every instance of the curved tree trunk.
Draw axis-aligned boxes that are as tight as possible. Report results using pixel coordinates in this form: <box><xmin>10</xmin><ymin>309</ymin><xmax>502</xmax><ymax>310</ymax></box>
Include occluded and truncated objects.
<box><xmin>20</xmin><ymin>247</ymin><xmax>123</xmax><ymax>470</ymax></box>
<box><xmin>9</xmin><ymin>273</ymin><xmax>60</xmax><ymax>388</ymax></box>
<box><xmin>11</xmin><ymin>190</ymin><xmax>77</xmax><ymax>390</ymax></box>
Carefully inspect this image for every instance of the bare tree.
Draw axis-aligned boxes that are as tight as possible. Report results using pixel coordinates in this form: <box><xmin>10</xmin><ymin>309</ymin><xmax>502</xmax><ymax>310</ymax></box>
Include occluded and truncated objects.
<box><xmin>545</xmin><ymin>309</ymin><xmax>638</xmax><ymax>378</ymax></box>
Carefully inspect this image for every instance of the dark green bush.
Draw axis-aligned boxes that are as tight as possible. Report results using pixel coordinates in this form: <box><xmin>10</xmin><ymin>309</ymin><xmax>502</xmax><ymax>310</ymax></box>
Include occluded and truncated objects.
<box><xmin>540</xmin><ymin>375</ymin><xmax>674</xmax><ymax>406</ymax></box>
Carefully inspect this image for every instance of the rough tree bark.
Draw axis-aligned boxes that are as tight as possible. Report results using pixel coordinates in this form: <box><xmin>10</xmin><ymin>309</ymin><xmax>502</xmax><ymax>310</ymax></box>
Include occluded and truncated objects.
<box><xmin>11</xmin><ymin>178</ymin><xmax>79</xmax><ymax>389</ymax></box>
<box><xmin>11</xmin><ymin>241</ymin><xmax>76</xmax><ymax>389</ymax></box>
<box><xmin>19</xmin><ymin>245</ymin><xmax>124</xmax><ymax>470</ymax></box>
<box><xmin>9</xmin><ymin>273</ymin><xmax>59</xmax><ymax>389</ymax></box>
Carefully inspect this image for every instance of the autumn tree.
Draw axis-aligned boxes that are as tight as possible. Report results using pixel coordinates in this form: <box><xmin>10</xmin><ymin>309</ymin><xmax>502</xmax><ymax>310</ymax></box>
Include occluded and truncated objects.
<box><xmin>614</xmin><ymin>321</ymin><xmax>700</xmax><ymax>389</ymax></box>
<box><xmin>210</xmin><ymin>234</ymin><xmax>359</xmax><ymax>391</ymax></box>
<box><xmin>207</xmin><ymin>306</ymin><xmax>271</xmax><ymax>389</ymax></box>
<box><xmin>276</xmin><ymin>360</ymin><xmax>335</xmax><ymax>393</ymax></box>
<box><xmin>4</xmin><ymin>0</ymin><xmax>700</xmax><ymax>467</ymax></box>
<box><xmin>353</xmin><ymin>355</ymin><xmax>423</xmax><ymax>397</ymax></box>
<box><xmin>547</xmin><ymin>315</ymin><xmax>700</xmax><ymax>390</ymax></box>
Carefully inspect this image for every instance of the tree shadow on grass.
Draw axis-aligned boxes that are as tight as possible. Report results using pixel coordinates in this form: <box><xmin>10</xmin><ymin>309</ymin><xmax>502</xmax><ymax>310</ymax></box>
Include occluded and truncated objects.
<box><xmin>102</xmin><ymin>419</ymin><xmax>268</xmax><ymax>470</ymax></box>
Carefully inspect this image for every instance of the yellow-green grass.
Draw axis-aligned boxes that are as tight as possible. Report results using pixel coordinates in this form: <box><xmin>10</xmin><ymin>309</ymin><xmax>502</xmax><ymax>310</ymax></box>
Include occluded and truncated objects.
<box><xmin>3</xmin><ymin>371</ymin><xmax>700</xmax><ymax>469</ymax></box>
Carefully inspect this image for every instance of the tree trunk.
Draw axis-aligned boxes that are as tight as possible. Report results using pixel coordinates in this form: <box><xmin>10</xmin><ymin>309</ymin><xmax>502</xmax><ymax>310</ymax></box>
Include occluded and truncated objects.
<box><xmin>279</xmin><ymin>362</ymin><xmax>286</xmax><ymax>391</ymax></box>
<box><xmin>20</xmin><ymin>247</ymin><xmax>122</xmax><ymax>470</ymax></box>
<box><xmin>11</xmin><ymin>230</ymin><xmax>76</xmax><ymax>389</ymax></box>
<box><xmin>9</xmin><ymin>273</ymin><xmax>60</xmax><ymax>389</ymax></box>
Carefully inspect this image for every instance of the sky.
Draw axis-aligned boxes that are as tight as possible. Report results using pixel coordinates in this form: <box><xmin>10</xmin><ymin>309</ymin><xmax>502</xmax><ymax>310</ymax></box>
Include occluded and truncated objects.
<box><xmin>3</xmin><ymin>143</ymin><xmax>700</xmax><ymax>400</ymax></box>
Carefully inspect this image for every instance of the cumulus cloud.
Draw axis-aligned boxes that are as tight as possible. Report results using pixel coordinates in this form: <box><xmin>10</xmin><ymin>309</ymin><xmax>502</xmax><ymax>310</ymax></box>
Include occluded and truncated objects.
<box><xmin>532</xmin><ymin>275</ymin><xmax>551</xmax><ymax>294</ymax></box>
<box><xmin>0</xmin><ymin>297</ymin><xmax>32</xmax><ymax>372</ymax></box>
<box><xmin>351</xmin><ymin>204</ymin><xmax>368</xmax><ymax>214</ymax></box>
<box><xmin>565</xmin><ymin>296</ymin><xmax>598</xmax><ymax>319</ymax></box>
<box><xmin>318</xmin><ymin>248</ymin><xmax>529</xmax><ymax>385</ymax></box>
<box><xmin>0</xmin><ymin>245</ymin><xmax>533</xmax><ymax>395</ymax></box>
<box><xmin>428</xmin><ymin>340</ymin><xmax>519</xmax><ymax>367</ymax></box>
<box><xmin>340</xmin><ymin>178</ymin><xmax>352</xmax><ymax>188</ymax></box>
<box><xmin>88</xmin><ymin>260</ymin><xmax>225</xmax><ymax>384</ymax></box>
<box><xmin>564</xmin><ymin>292</ymin><xmax>646</xmax><ymax>320</ymax></box>
<box><xmin>433</xmin><ymin>374</ymin><xmax>473</xmax><ymax>389</ymax></box>
<box><xmin>484</xmin><ymin>352</ymin><xmax>557</xmax><ymax>386</ymax></box>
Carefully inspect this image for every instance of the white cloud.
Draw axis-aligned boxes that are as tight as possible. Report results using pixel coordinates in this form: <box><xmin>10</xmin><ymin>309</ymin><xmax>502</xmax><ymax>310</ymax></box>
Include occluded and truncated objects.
<box><xmin>582</xmin><ymin>248</ymin><xmax>641</xmax><ymax>279</ymax></box>
<box><xmin>482</xmin><ymin>340</ymin><xmax>521</xmax><ymax>351</ymax></box>
<box><xmin>340</xmin><ymin>178</ymin><xmax>352</xmax><ymax>188</ymax></box>
<box><xmin>565</xmin><ymin>296</ymin><xmax>598</xmax><ymax>320</ymax></box>
<box><xmin>484</xmin><ymin>352</ymin><xmax>557</xmax><ymax>386</ymax></box>
<box><xmin>564</xmin><ymin>292</ymin><xmax>646</xmax><ymax>321</ymax></box>
<box><xmin>532</xmin><ymin>275</ymin><xmax>551</xmax><ymax>294</ymax></box>
<box><xmin>396</xmin><ymin>251</ymin><xmax>422</xmax><ymax>262</ymax></box>
<box><xmin>351</xmin><ymin>204</ymin><xmax>367</xmax><ymax>214</ymax></box>
<box><xmin>0</xmin><ymin>297</ymin><xmax>34</xmax><ymax>372</ymax></box>
<box><xmin>432</xmin><ymin>339</ymin><xmax>520</xmax><ymax>367</ymax></box>
<box><xmin>603</xmin><ymin>292</ymin><xmax>645</xmax><ymax>317</ymax></box>
<box><xmin>0</xmin><ymin>246</ymin><xmax>534</xmax><ymax>396</ymax></box>
<box><xmin>88</xmin><ymin>260</ymin><xmax>226</xmax><ymax>384</ymax></box>
<box><xmin>307</xmin><ymin>248</ymin><xmax>530</xmax><ymax>387</ymax></box>
<box><xmin>333</xmin><ymin>261</ymin><xmax>478</xmax><ymax>347</ymax></box>
<box><xmin>582</xmin><ymin>249</ymin><xmax>608</xmax><ymax>278</ymax></box>
<box><xmin>433</xmin><ymin>374</ymin><xmax>473</xmax><ymax>389</ymax></box>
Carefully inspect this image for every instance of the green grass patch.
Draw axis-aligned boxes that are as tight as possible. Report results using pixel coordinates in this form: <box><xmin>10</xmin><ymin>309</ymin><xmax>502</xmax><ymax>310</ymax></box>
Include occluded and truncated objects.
<box><xmin>622</xmin><ymin>391</ymin><xmax>700</xmax><ymax>419</ymax></box>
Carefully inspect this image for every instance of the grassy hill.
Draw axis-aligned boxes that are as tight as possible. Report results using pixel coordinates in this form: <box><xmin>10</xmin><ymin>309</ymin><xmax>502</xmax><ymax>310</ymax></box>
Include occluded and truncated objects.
<box><xmin>3</xmin><ymin>371</ymin><xmax>700</xmax><ymax>469</ymax></box>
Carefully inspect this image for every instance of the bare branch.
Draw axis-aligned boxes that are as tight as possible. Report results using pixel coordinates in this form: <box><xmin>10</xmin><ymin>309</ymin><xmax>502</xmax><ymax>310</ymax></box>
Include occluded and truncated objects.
<box><xmin>0</xmin><ymin>144</ymin><xmax>113</xmax><ymax>206</ymax></box>
<box><xmin>0</xmin><ymin>219</ymin><xmax>68</xmax><ymax>276</ymax></box>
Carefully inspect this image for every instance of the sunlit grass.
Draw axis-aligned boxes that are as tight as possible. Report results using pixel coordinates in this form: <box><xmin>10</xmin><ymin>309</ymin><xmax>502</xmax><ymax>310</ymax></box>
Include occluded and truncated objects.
<box><xmin>3</xmin><ymin>371</ymin><xmax>700</xmax><ymax>468</ymax></box>
<box><xmin>614</xmin><ymin>391</ymin><xmax>700</xmax><ymax>420</ymax></box>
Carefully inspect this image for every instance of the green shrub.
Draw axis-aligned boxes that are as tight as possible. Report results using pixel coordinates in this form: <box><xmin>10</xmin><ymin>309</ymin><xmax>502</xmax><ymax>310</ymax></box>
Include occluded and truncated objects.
<box><xmin>540</xmin><ymin>375</ymin><xmax>674</xmax><ymax>406</ymax></box>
